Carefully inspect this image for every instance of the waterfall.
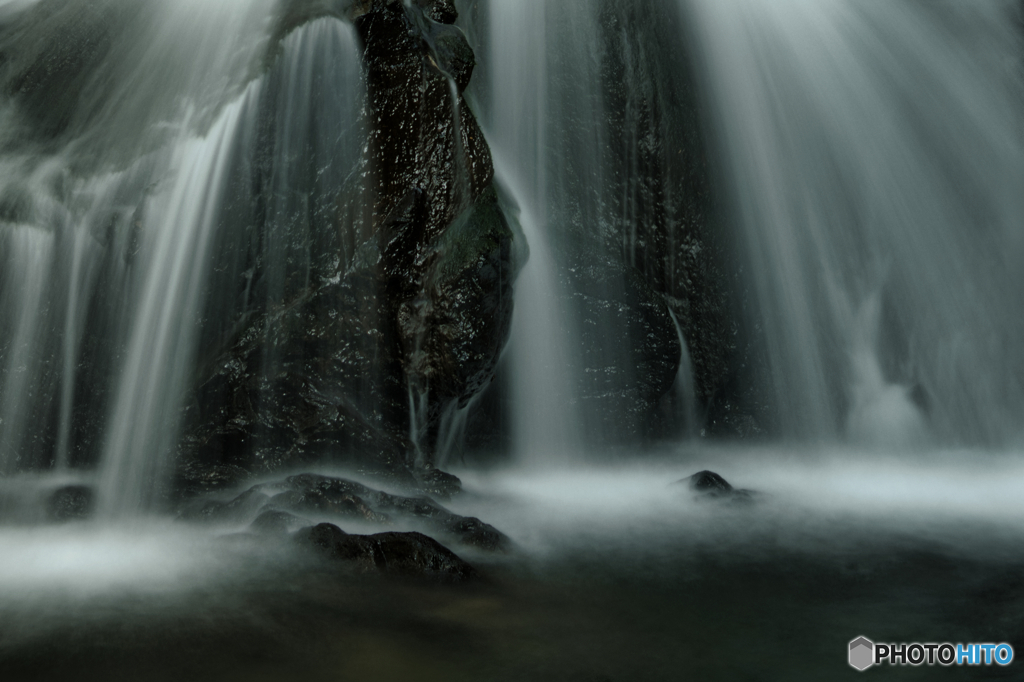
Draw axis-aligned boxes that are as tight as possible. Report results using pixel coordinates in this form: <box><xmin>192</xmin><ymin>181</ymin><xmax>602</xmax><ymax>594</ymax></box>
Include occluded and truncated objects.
<box><xmin>483</xmin><ymin>1</ymin><xmax>698</xmax><ymax>460</ymax></box>
<box><xmin>100</xmin><ymin>17</ymin><xmax>366</xmax><ymax>516</ymax></box>
<box><xmin>667</xmin><ymin>308</ymin><xmax>699</xmax><ymax>439</ymax></box>
<box><xmin>0</xmin><ymin>227</ymin><xmax>55</xmax><ymax>474</ymax></box>
<box><xmin>686</xmin><ymin>0</ymin><xmax>1024</xmax><ymax>446</ymax></box>
<box><xmin>0</xmin><ymin>1</ymin><xmax>365</xmax><ymax>517</ymax></box>
<box><xmin>487</xmin><ymin>1</ymin><xmax>585</xmax><ymax>464</ymax></box>
<box><xmin>97</xmin><ymin>90</ymin><xmax>259</xmax><ymax>517</ymax></box>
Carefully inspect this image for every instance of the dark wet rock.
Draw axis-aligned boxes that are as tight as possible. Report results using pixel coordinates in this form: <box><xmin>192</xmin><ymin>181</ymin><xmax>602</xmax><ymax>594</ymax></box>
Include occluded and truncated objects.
<box><xmin>250</xmin><ymin>509</ymin><xmax>309</xmax><ymax>535</ymax></box>
<box><xmin>424</xmin><ymin>22</ymin><xmax>475</xmax><ymax>93</ymax></box>
<box><xmin>176</xmin><ymin>462</ymin><xmax>253</xmax><ymax>500</ymax></box>
<box><xmin>295</xmin><ymin>522</ymin><xmax>477</xmax><ymax>583</ymax></box>
<box><xmin>281</xmin><ymin>473</ymin><xmax>510</xmax><ymax>551</ymax></box>
<box><xmin>680</xmin><ymin>470</ymin><xmax>755</xmax><ymax>502</ymax></box>
<box><xmin>47</xmin><ymin>485</ymin><xmax>94</xmax><ymax>522</ymax></box>
<box><xmin>567</xmin><ymin>252</ymin><xmax>682</xmax><ymax>444</ymax></box>
<box><xmin>178</xmin><ymin>488</ymin><xmax>270</xmax><ymax>523</ymax></box>
<box><xmin>185</xmin><ymin>472</ymin><xmax>511</xmax><ymax>552</ymax></box>
<box><xmin>411</xmin><ymin>0</ymin><xmax>457</xmax><ymax>25</ymax></box>
<box><xmin>174</xmin><ymin>0</ymin><xmax>516</xmax><ymax>490</ymax></box>
<box><xmin>266</xmin><ymin>487</ymin><xmax>392</xmax><ymax>525</ymax></box>
<box><xmin>688</xmin><ymin>470</ymin><xmax>733</xmax><ymax>494</ymax></box>
<box><xmin>413</xmin><ymin>467</ymin><xmax>462</xmax><ymax>499</ymax></box>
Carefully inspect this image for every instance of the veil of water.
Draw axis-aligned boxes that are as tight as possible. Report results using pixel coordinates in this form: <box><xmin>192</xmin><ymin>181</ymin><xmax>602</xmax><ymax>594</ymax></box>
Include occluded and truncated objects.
<box><xmin>0</xmin><ymin>1</ymin><xmax>365</xmax><ymax>517</ymax></box>
<box><xmin>484</xmin><ymin>1</ymin><xmax>590</xmax><ymax>464</ymax></box>
<box><xmin>687</xmin><ymin>0</ymin><xmax>1024</xmax><ymax>446</ymax></box>
<box><xmin>481</xmin><ymin>1</ymin><xmax>702</xmax><ymax>462</ymax></box>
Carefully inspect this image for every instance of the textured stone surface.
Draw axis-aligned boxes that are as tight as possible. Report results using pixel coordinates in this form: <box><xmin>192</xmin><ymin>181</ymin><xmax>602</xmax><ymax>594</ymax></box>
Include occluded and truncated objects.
<box><xmin>180</xmin><ymin>472</ymin><xmax>512</xmax><ymax>553</ymax></box>
<box><xmin>295</xmin><ymin>522</ymin><xmax>478</xmax><ymax>583</ymax></box>
<box><xmin>175</xmin><ymin>0</ymin><xmax>516</xmax><ymax>492</ymax></box>
<box><xmin>679</xmin><ymin>470</ymin><xmax>755</xmax><ymax>502</ymax></box>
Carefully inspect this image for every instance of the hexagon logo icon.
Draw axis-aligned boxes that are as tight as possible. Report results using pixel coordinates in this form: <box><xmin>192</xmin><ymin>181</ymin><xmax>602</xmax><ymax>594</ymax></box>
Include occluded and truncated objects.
<box><xmin>849</xmin><ymin>636</ymin><xmax>875</xmax><ymax>671</ymax></box>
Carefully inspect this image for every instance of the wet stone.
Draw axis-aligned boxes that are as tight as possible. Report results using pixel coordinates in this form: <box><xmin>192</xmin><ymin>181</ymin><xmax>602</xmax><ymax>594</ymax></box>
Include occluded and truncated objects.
<box><xmin>47</xmin><ymin>485</ymin><xmax>94</xmax><ymax>522</ymax></box>
<box><xmin>250</xmin><ymin>509</ymin><xmax>309</xmax><ymax>536</ymax></box>
<box><xmin>294</xmin><ymin>522</ymin><xmax>478</xmax><ymax>583</ymax></box>
<box><xmin>413</xmin><ymin>467</ymin><xmax>462</xmax><ymax>499</ymax></box>
<box><xmin>183</xmin><ymin>473</ymin><xmax>513</xmax><ymax>553</ymax></box>
<box><xmin>680</xmin><ymin>470</ymin><xmax>755</xmax><ymax>502</ymax></box>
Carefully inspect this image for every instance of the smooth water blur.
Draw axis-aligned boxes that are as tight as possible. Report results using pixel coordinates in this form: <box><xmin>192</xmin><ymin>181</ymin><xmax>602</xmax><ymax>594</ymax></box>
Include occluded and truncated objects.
<box><xmin>4</xmin><ymin>447</ymin><xmax>1023</xmax><ymax>681</ymax></box>
<box><xmin>453</xmin><ymin>447</ymin><xmax>1024</xmax><ymax>562</ymax></box>
<box><xmin>0</xmin><ymin>524</ymin><xmax>241</xmax><ymax>601</ymax></box>
<box><xmin>483</xmin><ymin>1</ymin><xmax>705</xmax><ymax>461</ymax></box>
<box><xmin>487</xmin><ymin>2</ymin><xmax>585</xmax><ymax>465</ymax></box>
<box><xmin>0</xmin><ymin>227</ymin><xmax>54</xmax><ymax>474</ymax></box>
<box><xmin>0</xmin><ymin>4</ymin><xmax>365</xmax><ymax>516</ymax></box>
<box><xmin>101</xmin><ymin>17</ymin><xmax>365</xmax><ymax>517</ymax></box>
<box><xmin>97</xmin><ymin>89</ymin><xmax>260</xmax><ymax>517</ymax></box>
<box><xmin>687</xmin><ymin>0</ymin><xmax>1024</xmax><ymax>445</ymax></box>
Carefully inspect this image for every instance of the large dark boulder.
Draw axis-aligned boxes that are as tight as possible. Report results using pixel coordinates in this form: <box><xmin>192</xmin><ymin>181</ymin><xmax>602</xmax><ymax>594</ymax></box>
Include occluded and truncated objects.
<box><xmin>678</xmin><ymin>470</ymin><xmax>755</xmax><ymax>502</ymax></box>
<box><xmin>295</xmin><ymin>522</ymin><xmax>478</xmax><ymax>583</ymax></box>
<box><xmin>175</xmin><ymin>0</ymin><xmax>517</xmax><ymax>493</ymax></box>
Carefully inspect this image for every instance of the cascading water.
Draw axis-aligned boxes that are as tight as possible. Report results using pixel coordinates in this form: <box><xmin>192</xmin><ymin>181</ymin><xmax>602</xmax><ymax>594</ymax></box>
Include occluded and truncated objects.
<box><xmin>481</xmin><ymin>0</ymin><xmax>702</xmax><ymax>459</ymax></box>
<box><xmin>0</xmin><ymin>1</ymin><xmax>1023</xmax><ymax>678</ymax></box>
<box><xmin>0</xmin><ymin>0</ymin><xmax>365</xmax><ymax>517</ymax></box>
<box><xmin>485</xmin><ymin>0</ymin><xmax>585</xmax><ymax>464</ymax></box>
<box><xmin>686</xmin><ymin>0</ymin><xmax>1024</xmax><ymax>446</ymax></box>
<box><xmin>97</xmin><ymin>91</ymin><xmax>260</xmax><ymax>517</ymax></box>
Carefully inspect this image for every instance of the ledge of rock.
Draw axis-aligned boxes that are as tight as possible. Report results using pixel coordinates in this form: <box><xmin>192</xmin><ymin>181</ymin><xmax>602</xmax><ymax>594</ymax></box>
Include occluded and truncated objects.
<box><xmin>180</xmin><ymin>472</ymin><xmax>511</xmax><ymax>552</ymax></box>
<box><xmin>295</xmin><ymin>522</ymin><xmax>477</xmax><ymax>583</ymax></box>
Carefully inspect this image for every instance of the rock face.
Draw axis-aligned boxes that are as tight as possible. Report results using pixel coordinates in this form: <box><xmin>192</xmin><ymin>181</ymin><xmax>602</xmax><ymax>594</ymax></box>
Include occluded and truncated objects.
<box><xmin>596</xmin><ymin>0</ymin><xmax>768</xmax><ymax>439</ymax></box>
<box><xmin>176</xmin><ymin>0</ymin><xmax>517</xmax><ymax>494</ymax></box>
<box><xmin>458</xmin><ymin>0</ymin><xmax>769</xmax><ymax>457</ymax></box>
<box><xmin>568</xmin><ymin>252</ymin><xmax>682</xmax><ymax>443</ymax></box>
<box><xmin>687</xmin><ymin>470</ymin><xmax>735</xmax><ymax>495</ymax></box>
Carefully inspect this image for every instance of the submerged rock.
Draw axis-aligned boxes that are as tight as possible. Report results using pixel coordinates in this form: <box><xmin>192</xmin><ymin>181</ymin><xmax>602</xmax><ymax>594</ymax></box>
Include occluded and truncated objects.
<box><xmin>47</xmin><ymin>485</ymin><xmax>94</xmax><ymax>522</ymax></box>
<box><xmin>183</xmin><ymin>472</ymin><xmax>511</xmax><ymax>553</ymax></box>
<box><xmin>413</xmin><ymin>467</ymin><xmax>462</xmax><ymax>499</ymax></box>
<box><xmin>295</xmin><ymin>522</ymin><xmax>477</xmax><ymax>583</ymax></box>
<box><xmin>680</xmin><ymin>470</ymin><xmax>755</xmax><ymax>502</ymax></box>
<box><xmin>250</xmin><ymin>509</ymin><xmax>310</xmax><ymax>535</ymax></box>
<box><xmin>688</xmin><ymin>470</ymin><xmax>733</xmax><ymax>494</ymax></box>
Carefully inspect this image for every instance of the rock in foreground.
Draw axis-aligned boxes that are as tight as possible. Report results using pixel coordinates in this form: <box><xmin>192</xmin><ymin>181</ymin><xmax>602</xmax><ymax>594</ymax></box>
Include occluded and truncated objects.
<box><xmin>180</xmin><ymin>472</ymin><xmax>512</xmax><ymax>552</ymax></box>
<box><xmin>295</xmin><ymin>522</ymin><xmax>477</xmax><ymax>583</ymax></box>
<box><xmin>681</xmin><ymin>470</ymin><xmax>755</xmax><ymax>502</ymax></box>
